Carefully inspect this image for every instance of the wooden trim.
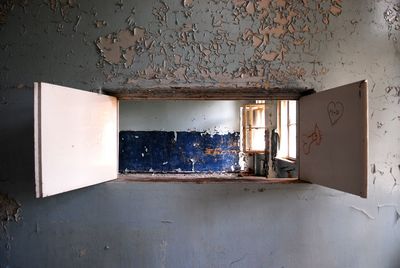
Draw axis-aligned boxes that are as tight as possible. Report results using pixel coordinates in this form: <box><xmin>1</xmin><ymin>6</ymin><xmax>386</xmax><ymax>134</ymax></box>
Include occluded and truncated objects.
<box><xmin>264</xmin><ymin>101</ymin><xmax>268</xmax><ymax>178</ymax></box>
<box><xmin>243</xmin><ymin>104</ymin><xmax>265</xmax><ymax>109</ymax></box>
<box><xmin>104</xmin><ymin>87</ymin><xmax>313</xmax><ymax>100</ymax></box>
<box><xmin>116</xmin><ymin>101</ymin><xmax>120</xmax><ymax>176</ymax></box>
<box><xmin>34</xmin><ymin>82</ymin><xmax>43</xmax><ymax>198</ymax></box>
<box><xmin>117</xmin><ymin>174</ymin><xmax>307</xmax><ymax>184</ymax></box>
<box><xmin>242</xmin><ymin>106</ymin><xmax>247</xmax><ymax>152</ymax></box>
<box><xmin>360</xmin><ymin>80</ymin><xmax>368</xmax><ymax>198</ymax></box>
<box><xmin>286</xmin><ymin>101</ymin><xmax>289</xmax><ymax>156</ymax></box>
<box><xmin>296</xmin><ymin>97</ymin><xmax>300</xmax><ymax>178</ymax></box>
<box><xmin>243</xmin><ymin>150</ymin><xmax>271</xmax><ymax>154</ymax></box>
<box><xmin>249</xmin><ymin>107</ymin><xmax>253</xmax><ymax>150</ymax></box>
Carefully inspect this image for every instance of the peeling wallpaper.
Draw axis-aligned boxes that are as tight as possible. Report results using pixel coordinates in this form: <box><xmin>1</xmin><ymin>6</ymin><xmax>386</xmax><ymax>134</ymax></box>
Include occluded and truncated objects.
<box><xmin>93</xmin><ymin>0</ymin><xmax>342</xmax><ymax>89</ymax></box>
<box><xmin>0</xmin><ymin>193</ymin><xmax>21</xmax><ymax>264</ymax></box>
<box><xmin>0</xmin><ymin>0</ymin><xmax>400</xmax><ymax>267</ymax></box>
<box><xmin>1</xmin><ymin>0</ymin><xmax>346</xmax><ymax>90</ymax></box>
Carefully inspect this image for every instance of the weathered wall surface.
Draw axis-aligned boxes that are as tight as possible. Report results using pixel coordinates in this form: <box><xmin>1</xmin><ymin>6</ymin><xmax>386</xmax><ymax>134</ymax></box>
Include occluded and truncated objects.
<box><xmin>119</xmin><ymin>100</ymin><xmax>241</xmax><ymax>173</ymax></box>
<box><xmin>119</xmin><ymin>100</ymin><xmax>243</xmax><ymax>132</ymax></box>
<box><xmin>1</xmin><ymin>0</ymin><xmax>400</xmax><ymax>267</ymax></box>
<box><xmin>119</xmin><ymin>100</ymin><xmax>242</xmax><ymax>173</ymax></box>
<box><xmin>119</xmin><ymin>131</ymin><xmax>240</xmax><ymax>172</ymax></box>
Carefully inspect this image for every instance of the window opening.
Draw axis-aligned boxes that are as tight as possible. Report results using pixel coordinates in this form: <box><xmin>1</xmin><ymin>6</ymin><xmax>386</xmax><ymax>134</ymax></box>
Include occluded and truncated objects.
<box><xmin>34</xmin><ymin>81</ymin><xmax>369</xmax><ymax>198</ymax></box>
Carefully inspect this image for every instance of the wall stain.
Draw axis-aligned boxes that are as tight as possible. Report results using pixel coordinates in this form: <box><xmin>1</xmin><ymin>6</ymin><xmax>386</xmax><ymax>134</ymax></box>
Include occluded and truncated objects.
<box><xmin>384</xmin><ymin>3</ymin><xmax>400</xmax><ymax>42</ymax></box>
<box><xmin>0</xmin><ymin>0</ymin><xmax>28</xmax><ymax>25</ymax></box>
<box><xmin>0</xmin><ymin>192</ymin><xmax>21</xmax><ymax>223</ymax></box>
<box><xmin>0</xmin><ymin>193</ymin><xmax>21</xmax><ymax>265</ymax></box>
<box><xmin>47</xmin><ymin>0</ymin><xmax>79</xmax><ymax>19</ymax></box>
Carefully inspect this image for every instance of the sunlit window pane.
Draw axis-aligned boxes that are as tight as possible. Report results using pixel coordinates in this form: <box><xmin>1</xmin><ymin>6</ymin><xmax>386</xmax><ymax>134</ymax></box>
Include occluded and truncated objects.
<box><xmin>279</xmin><ymin>100</ymin><xmax>288</xmax><ymax>157</ymax></box>
<box><xmin>277</xmin><ymin>100</ymin><xmax>296</xmax><ymax>159</ymax></box>
<box><xmin>288</xmin><ymin>101</ymin><xmax>297</xmax><ymax>125</ymax></box>
<box><xmin>288</xmin><ymin>100</ymin><xmax>297</xmax><ymax>158</ymax></box>
<box><xmin>288</xmin><ymin>125</ymin><xmax>296</xmax><ymax>158</ymax></box>
<box><xmin>252</xmin><ymin>128</ymin><xmax>265</xmax><ymax>151</ymax></box>
<box><xmin>253</xmin><ymin>108</ymin><xmax>265</xmax><ymax>128</ymax></box>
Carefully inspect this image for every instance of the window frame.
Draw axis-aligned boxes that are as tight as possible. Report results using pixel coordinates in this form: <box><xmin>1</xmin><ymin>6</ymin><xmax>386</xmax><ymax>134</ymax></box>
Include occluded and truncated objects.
<box><xmin>241</xmin><ymin>102</ymin><xmax>267</xmax><ymax>154</ymax></box>
<box><xmin>34</xmin><ymin>81</ymin><xmax>369</xmax><ymax>199</ymax></box>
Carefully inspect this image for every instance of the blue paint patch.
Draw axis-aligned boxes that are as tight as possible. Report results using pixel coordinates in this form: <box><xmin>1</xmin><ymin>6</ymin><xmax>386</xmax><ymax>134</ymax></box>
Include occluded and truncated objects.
<box><xmin>119</xmin><ymin>131</ymin><xmax>240</xmax><ymax>173</ymax></box>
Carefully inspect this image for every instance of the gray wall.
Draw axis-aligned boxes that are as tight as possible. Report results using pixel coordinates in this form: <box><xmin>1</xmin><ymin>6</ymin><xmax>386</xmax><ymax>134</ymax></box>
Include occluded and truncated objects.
<box><xmin>119</xmin><ymin>100</ymin><xmax>243</xmax><ymax>132</ymax></box>
<box><xmin>1</xmin><ymin>0</ymin><xmax>400</xmax><ymax>267</ymax></box>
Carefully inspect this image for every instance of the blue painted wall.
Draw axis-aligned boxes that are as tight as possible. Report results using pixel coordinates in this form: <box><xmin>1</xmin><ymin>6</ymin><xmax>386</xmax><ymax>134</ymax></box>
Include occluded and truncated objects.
<box><xmin>119</xmin><ymin>131</ymin><xmax>240</xmax><ymax>173</ymax></box>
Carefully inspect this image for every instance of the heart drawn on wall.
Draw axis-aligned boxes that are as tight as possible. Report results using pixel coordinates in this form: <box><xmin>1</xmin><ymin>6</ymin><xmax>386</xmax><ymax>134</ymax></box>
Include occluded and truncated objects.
<box><xmin>327</xmin><ymin>101</ymin><xmax>344</xmax><ymax>126</ymax></box>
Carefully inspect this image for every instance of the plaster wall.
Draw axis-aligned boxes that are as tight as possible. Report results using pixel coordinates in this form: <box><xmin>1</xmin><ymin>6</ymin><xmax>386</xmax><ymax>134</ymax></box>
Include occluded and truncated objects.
<box><xmin>0</xmin><ymin>0</ymin><xmax>400</xmax><ymax>267</ymax></box>
<box><xmin>120</xmin><ymin>100</ymin><xmax>243</xmax><ymax>132</ymax></box>
<box><xmin>119</xmin><ymin>100</ymin><xmax>244</xmax><ymax>173</ymax></box>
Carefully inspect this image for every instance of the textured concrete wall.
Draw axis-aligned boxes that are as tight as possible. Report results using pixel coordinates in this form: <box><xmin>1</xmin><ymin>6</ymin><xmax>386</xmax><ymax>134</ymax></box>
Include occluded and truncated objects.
<box><xmin>1</xmin><ymin>0</ymin><xmax>400</xmax><ymax>267</ymax></box>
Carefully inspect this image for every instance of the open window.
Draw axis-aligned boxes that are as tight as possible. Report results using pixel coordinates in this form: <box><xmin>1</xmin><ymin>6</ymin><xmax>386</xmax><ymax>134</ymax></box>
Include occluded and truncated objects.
<box><xmin>34</xmin><ymin>81</ymin><xmax>368</xmax><ymax>198</ymax></box>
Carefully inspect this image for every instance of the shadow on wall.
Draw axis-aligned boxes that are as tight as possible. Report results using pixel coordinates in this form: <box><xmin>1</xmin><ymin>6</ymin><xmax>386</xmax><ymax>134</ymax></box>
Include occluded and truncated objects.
<box><xmin>0</xmin><ymin>87</ymin><xmax>35</xmax><ymax>265</ymax></box>
<box><xmin>0</xmin><ymin>87</ymin><xmax>35</xmax><ymax>185</ymax></box>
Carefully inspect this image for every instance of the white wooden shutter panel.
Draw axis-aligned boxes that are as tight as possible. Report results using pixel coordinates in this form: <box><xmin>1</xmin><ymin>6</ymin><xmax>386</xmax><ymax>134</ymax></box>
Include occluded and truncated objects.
<box><xmin>299</xmin><ymin>80</ymin><xmax>368</xmax><ymax>198</ymax></box>
<box><xmin>34</xmin><ymin>82</ymin><xmax>118</xmax><ymax>198</ymax></box>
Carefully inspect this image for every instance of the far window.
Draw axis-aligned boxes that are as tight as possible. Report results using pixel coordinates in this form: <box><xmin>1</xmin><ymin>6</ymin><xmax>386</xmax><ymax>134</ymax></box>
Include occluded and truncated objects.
<box><xmin>241</xmin><ymin>101</ymin><xmax>266</xmax><ymax>153</ymax></box>
<box><xmin>277</xmin><ymin>100</ymin><xmax>297</xmax><ymax>160</ymax></box>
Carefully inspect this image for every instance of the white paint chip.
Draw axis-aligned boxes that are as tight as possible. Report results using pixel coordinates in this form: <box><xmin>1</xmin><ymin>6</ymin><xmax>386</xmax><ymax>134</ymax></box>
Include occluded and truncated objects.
<box><xmin>183</xmin><ymin>0</ymin><xmax>193</xmax><ymax>8</ymax></box>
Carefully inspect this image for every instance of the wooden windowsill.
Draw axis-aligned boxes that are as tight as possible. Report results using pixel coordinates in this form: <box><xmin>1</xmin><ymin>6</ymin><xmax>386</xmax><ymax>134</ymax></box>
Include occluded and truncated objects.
<box><xmin>275</xmin><ymin>156</ymin><xmax>296</xmax><ymax>164</ymax></box>
<box><xmin>116</xmin><ymin>173</ymin><xmax>307</xmax><ymax>184</ymax></box>
<box><xmin>244</xmin><ymin>150</ymin><xmax>270</xmax><ymax>154</ymax></box>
